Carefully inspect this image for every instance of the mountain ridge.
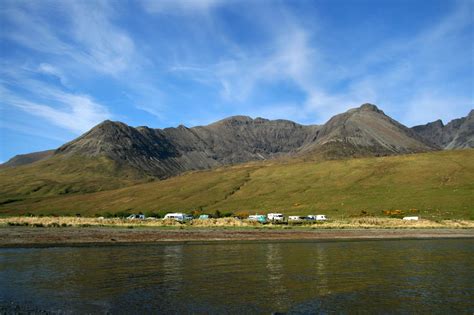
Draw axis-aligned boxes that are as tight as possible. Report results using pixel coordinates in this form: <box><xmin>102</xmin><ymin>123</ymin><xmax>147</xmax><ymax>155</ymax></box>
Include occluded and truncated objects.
<box><xmin>52</xmin><ymin>103</ymin><xmax>438</xmax><ymax>177</ymax></box>
<box><xmin>3</xmin><ymin>104</ymin><xmax>472</xmax><ymax>179</ymax></box>
<box><xmin>411</xmin><ymin>110</ymin><xmax>473</xmax><ymax>149</ymax></box>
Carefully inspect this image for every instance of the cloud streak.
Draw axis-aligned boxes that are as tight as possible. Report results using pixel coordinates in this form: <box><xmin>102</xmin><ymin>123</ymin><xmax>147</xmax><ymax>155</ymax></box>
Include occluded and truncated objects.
<box><xmin>140</xmin><ymin>0</ymin><xmax>224</xmax><ymax>14</ymax></box>
<box><xmin>168</xmin><ymin>0</ymin><xmax>472</xmax><ymax>124</ymax></box>
<box><xmin>1</xmin><ymin>84</ymin><xmax>110</xmax><ymax>134</ymax></box>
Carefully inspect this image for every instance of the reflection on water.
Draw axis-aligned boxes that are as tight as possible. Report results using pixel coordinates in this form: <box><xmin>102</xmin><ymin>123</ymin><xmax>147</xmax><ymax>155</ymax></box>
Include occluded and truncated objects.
<box><xmin>314</xmin><ymin>244</ymin><xmax>329</xmax><ymax>296</ymax></box>
<box><xmin>265</xmin><ymin>244</ymin><xmax>287</xmax><ymax>310</ymax></box>
<box><xmin>1</xmin><ymin>239</ymin><xmax>473</xmax><ymax>313</ymax></box>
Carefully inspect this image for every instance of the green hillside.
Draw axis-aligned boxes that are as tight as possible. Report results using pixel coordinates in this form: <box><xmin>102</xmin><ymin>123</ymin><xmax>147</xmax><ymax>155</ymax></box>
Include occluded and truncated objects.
<box><xmin>0</xmin><ymin>155</ymin><xmax>151</xmax><ymax>203</ymax></box>
<box><xmin>0</xmin><ymin>150</ymin><xmax>473</xmax><ymax>219</ymax></box>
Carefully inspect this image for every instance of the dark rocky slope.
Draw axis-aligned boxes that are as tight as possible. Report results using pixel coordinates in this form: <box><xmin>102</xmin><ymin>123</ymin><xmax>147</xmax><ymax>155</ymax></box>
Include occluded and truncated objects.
<box><xmin>3</xmin><ymin>104</ymin><xmax>457</xmax><ymax>179</ymax></box>
<box><xmin>1</xmin><ymin>150</ymin><xmax>55</xmax><ymax>168</ymax></box>
<box><xmin>299</xmin><ymin>104</ymin><xmax>437</xmax><ymax>157</ymax></box>
<box><xmin>56</xmin><ymin>116</ymin><xmax>320</xmax><ymax>177</ymax></box>
<box><xmin>412</xmin><ymin>110</ymin><xmax>473</xmax><ymax>149</ymax></box>
<box><xmin>52</xmin><ymin>103</ymin><xmax>438</xmax><ymax>177</ymax></box>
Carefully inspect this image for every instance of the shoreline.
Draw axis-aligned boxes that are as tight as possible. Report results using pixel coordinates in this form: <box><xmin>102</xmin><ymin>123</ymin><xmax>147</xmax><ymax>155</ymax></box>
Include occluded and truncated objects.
<box><xmin>1</xmin><ymin>226</ymin><xmax>473</xmax><ymax>248</ymax></box>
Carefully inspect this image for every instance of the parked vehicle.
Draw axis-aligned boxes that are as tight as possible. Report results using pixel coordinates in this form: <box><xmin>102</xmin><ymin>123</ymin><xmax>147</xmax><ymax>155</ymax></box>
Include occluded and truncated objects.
<box><xmin>306</xmin><ymin>214</ymin><xmax>327</xmax><ymax>221</ymax></box>
<box><xmin>199</xmin><ymin>214</ymin><xmax>210</xmax><ymax>219</ymax></box>
<box><xmin>127</xmin><ymin>214</ymin><xmax>145</xmax><ymax>220</ymax></box>
<box><xmin>288</xmin><ymin>216</ymin><xmax>305</xmax><ymax>221</ymax></box>
<box><xmin>267</xmin><ymin>213</ymin><xmax>285</xmax><ymax>222</ymax></box>
<box><xmin>248</xmin><ymin>214</ymin><xmax>267</xmax><ymax>223</ymax></box>
<box><xmin>164</xmin><ymin>213</ymin><xmax>193</xmax><ymax>222</ymax></box>
<box><xmin>403</xmin><ymin>216</ymin><xmax>419</xmax><ymax>221</ymax></box>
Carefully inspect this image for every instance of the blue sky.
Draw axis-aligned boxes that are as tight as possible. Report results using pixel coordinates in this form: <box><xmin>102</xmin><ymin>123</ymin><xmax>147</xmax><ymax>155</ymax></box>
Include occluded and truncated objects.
<box><xmin>0</xmin><ymin>0</ymin><xmax>473</xmax><ymax>162</ymax></box>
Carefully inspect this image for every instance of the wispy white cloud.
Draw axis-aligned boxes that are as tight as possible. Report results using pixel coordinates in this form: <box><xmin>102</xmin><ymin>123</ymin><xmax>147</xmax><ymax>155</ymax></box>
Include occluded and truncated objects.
<box><xmin>0</xmin><ymin>0</ymin><xmax>166</xmax><ymax>129</ymax></box>
<box><xmin>323</xmin><ymin>0</ymin><xmax>473</xmax><ymax>124</ymax></box>
<box><xmin>129</xmin><ymin>0</ymin><xmax>474</xmax><ymax>126</ymax></box>
<box><xmin>0</xmin><ymin>120</ymin><xmax>69</xmax><ymax>142</ymax></box>
<box><xmin>66</xmin><ymin>1</ymin><xmax>138</xmax><ymax>76</ymax></box>
<box><xmin>37</xmin><ymin>63</ymin><xmax>69</xmax><ymax>87</ymax></box>
<box><xmin>0</xmin><ymin>63</ymin><xmax>111</xmax><ymax>134</ymax></box>
<box><xmin>140</xmin><ymin>0</ymin><xmax>224</xmax><ymax>14</ymax></box>
<box><xmin>0</xmin><ymin>1</ymin><xmax>138</xmax><ymax>76</ymax></box>
<box><xmin>1</xmin><ymin>3</ymin><xmax>70</xmax><ymax>54</ymax></box>
<box><xmin>168</xmin><ymin>0</ymin><xmax>472</xmax><ymax>125</ymax></box>
<box><xmin>1</xmin><ymin>84</ymin><xmax>111</xmax><ymax>134</ymax></box>
<box><xmin>403</xmin><ymin>92</ymin><xmax>472</xmax><ymax>127</ymax></box>
<box><xmin>169</xmin><ymin>13</ymin><xmax>365</xmax><ymax>123</ymax></box>
<box><xmin>214</xmin><ymin>26</ymin><xmax>316</xmax><ymax>102</ymax></box>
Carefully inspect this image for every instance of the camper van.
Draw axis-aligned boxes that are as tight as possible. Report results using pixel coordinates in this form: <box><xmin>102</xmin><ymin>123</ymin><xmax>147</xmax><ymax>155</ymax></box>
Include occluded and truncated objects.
<box><xmin>307</xmin><ymin>215</ymin><xmax>327</xmax><ymax>221</ymax></box>
<box><xmin>164</xmin><ymin>213</ymin><xmax>193</xmax><ymax>222</ymax></box>
<box><xmin>127</xmin><ymin>214</ymin><xmax>145</xmax><ymax>220</ymax></box>
<box><xmin>248</xmin><ymin>214</ymin><xmax>267</xmax><ymax>223</ymax></box>
<box><xmin>288</xmin><ymin>216</ymin><xmax>305</xmax><ymax>222</ymax></box>
<box><xmin>267</xmin><ymin>213</ymin><xmax>285</xmax><ymax>222</ymax></box>
<box><xmin>403</xmin><ymin>216</ymin><xmax>419</xmax><ymax>221</ymax></box>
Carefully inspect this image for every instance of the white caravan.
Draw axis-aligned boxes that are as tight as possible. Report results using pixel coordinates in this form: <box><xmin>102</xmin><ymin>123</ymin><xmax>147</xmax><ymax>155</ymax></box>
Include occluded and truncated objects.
<box><xmin>402</xmin><ymin>216</ymin><xmax>419</xmax><ymax>221</ymax></box>
<box><xmin>127</xmin><ymin>214</ymin><xmax>145</xmax><ymax>220</ymax></box>
<box><xmin>288</xmin><ymin>216</ymin><xmax>305</xmax><ymax>221</ymax></box>
<box><xmin>307</xmin><ymin>215</ymin><xmax>327</xmax><ymax>221</ymax></box>
<box><xmin>164</xmin><ymin>213</ymin><xmax>193</xmax><ymax>222</ymax></box>
<box><xmin>267</xmin><ymin>213</ymin><xmax>285</xmax><ymax>222</ymax></box>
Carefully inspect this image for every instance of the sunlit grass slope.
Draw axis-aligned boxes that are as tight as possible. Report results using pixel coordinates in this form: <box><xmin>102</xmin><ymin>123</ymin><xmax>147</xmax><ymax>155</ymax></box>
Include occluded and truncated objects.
<box><xmin>0</xmin><ymin>150</ymin><xmax>472</xmax><ymax>219</ymax></box>
<box><xmin>0</xmin><ymin>155</ymin><xmax>150</xmax><ymax>203</ymax></box>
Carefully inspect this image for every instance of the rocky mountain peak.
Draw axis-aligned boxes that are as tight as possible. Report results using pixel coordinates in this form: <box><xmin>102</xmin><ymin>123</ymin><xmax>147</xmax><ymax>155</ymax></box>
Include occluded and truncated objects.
<box><xmin>93</xmin><ymin>119</ymin><xmax>125</xmax><ymax>129</ymax></box>
<box><xmin>211</xmin><ymin>115</ymin><xmax>254</xmax><ymax>126</ymax></box>
<box><xmin>411</xmin><ymin>110</ymin><xmax>473</xmax><ymax>149</ymax></box>
<box><xmin>345</xmin><ymin>103</ymin><xmax>384</xmax><ymax>116</ymax></box>
<box><xmin>429</xmin><ymin>119</ymin><xmax>444</xmax><ymax>127</ymax></box>
<box><xmin>359</xmin><ymin>103</ymin><xmax>380</xmax><ymax>112</ymax></box>
<box><xmin>302</xmin><ymin>103</ymin><xmax>437</xmax><ymax>156</ymax></box>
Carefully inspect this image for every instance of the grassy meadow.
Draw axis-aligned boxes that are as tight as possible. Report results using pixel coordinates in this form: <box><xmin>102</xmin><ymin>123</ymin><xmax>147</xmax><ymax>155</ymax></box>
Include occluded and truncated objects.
<box><xmin>0</xmin><ymin>149</ymin><xmax>473</xmax><ymax>220</ymax></box>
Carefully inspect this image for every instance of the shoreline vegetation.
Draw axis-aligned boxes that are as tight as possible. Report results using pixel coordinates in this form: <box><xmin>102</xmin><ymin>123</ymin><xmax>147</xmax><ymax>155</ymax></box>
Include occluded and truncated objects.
<box><xmin>1</xmin><ymin>216</ymin><xmax>474</xmax><ymax>229</ymax></box>
<box><xmin>1</xmin><ymin>217</ymin><xmax>473</xmax><ymax>248</ymax></box>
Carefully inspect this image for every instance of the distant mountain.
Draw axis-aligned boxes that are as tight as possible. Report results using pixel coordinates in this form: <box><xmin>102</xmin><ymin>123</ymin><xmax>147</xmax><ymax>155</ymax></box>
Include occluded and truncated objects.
<box><xmin>1</xmin><ymin>150</ymin><xmax>55</xmax><ymax>168</ymax></box>
<box><xmin>299</xmin><ymin>104</ymin><xmax>437</xmax><ymax>157</ymax></box>
<box><xmin>412</xmin><ymin>110</ymin><xmax>473</xmax><ymax>149</ymax></box>
<box><xmin>55</xmin><ymin>116</ymin><xmax>319</xmax><ymax>178</ymax></box>
<box><xmin>53</xmin><ymin>103</ymin><xmax>441</xmax><ymax>177</ymax></box>
<box><xmin>3</xmin><ymin>103</ymin><xmax>448</xmax><ymax>179</ymax></box>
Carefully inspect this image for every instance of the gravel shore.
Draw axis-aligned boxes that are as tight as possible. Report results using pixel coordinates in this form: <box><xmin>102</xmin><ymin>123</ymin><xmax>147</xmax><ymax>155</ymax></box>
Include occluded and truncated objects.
<box><xmin>1</xmin><ymin>226</ymin><xmax>473</xmax><ymax>247</ymax></box>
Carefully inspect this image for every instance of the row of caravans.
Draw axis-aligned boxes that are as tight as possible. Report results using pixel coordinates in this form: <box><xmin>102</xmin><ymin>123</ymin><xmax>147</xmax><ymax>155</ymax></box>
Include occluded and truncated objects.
<box><xmin>162</xmin><ymin>213</ymin><xmax>329</xmax><ymax>223</ymax></box>
<box><xmin>127</xmin><ymin>212</ymin><xmax>328</xmax><ymax>223</ymax></box>
<box><xmin>128</xmin><ymin>213</ymin><xmax>419</xmax><ymax>223</ymax></box>
<box><xmin>249</xmin><ymin>213</ymin><xmax>327</xmax><ymax>223</ymax></box>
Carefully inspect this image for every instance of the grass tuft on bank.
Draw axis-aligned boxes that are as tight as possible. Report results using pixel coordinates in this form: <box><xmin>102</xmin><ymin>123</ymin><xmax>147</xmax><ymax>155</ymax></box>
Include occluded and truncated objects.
<box><xmin>1</xmin><ymin>216</ymin><xmax>473</xmax><ymax>229</ymax></box>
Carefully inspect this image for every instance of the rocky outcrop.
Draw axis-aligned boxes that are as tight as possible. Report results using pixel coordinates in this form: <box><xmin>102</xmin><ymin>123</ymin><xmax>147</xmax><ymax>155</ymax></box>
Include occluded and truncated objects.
<box><xmin>412</xmin><ymin>110</ymin><xmax>473</xmax><ymax>149</ymax></box>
